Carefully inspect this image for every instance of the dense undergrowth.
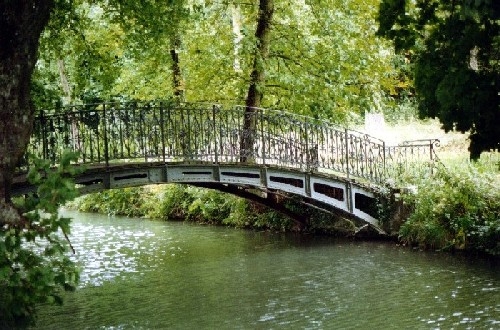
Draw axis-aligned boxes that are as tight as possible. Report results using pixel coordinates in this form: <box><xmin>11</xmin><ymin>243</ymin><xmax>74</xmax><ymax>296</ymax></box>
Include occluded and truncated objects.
<box><xmin>397</xmin><ymin>156</ymin><xmax>500</xmax><ymax>256</ymax></box>
<box><xmin>70</xmin><ymin>185</ymin><xmax>289</xmax><ymax>231</ymax></box>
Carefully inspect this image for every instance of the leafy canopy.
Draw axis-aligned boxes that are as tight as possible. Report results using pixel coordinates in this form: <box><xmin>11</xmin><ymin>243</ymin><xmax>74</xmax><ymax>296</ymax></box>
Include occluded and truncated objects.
<box><xmin>33</xmin><ymin>0</ymin><xmax>402</xmax><ymax>124</ymax></box>
<box><xmin>377</xmin><ymin>0</ymin><xmax>500</xmax><ymax>159</ymax></box>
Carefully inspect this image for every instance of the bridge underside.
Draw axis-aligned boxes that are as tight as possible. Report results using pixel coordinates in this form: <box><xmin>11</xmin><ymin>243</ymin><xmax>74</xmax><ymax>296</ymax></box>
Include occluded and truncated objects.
<box><xmin>13</xmin><ymin>162</ymin><xmax>386</xmax><ymax>234</ymax></box>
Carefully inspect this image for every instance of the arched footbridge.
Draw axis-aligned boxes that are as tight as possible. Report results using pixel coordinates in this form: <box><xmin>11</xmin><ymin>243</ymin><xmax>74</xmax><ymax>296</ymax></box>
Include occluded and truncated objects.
<box><xmin>13</xmin><ymin>101</ymin><xmax>440</xmax><ymax>234</ymax></box>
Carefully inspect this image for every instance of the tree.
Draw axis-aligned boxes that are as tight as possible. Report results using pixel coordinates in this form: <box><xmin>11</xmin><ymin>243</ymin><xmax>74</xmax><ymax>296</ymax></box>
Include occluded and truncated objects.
<box><xmin>264</xmin><ymin>0</ymin><xmax>397</xmax><ymax>121</ymax></box>
<box><xmin>1</xmin><ymin>152</ymin><xmax>80</xmax><ymax>327</ymax></box>
<box><xmin>377</xmin><ymin>0</ymin><xmax>500</xmax><ymax>159</ymax></box>
<box><xmin>0</xmin><ymin>2</ymin><xmax>81</xmax><ymax>327</ymax></box>
<box><xmin>0</xmin><ymin>1</ymin><xmax>54</xmax><ymax>202</ymax></box>
<box><xmin>240</xmin><ymin>0</ymin><xmax>274</xmax><ymax>162</ymax></box>
<box><xmin>35</xmin><ymin>1</ymin><xmax>125</xmax><ymax>104</ymax></box>
<box><xmin>103</xmin><ymin>0</ymin><xmax>190</xmax><ymax>100</ymax></box>
<box><xmin>32</xmin><ymin>0</ymin><xmax>400</xmax><ymax>121</ymax></box>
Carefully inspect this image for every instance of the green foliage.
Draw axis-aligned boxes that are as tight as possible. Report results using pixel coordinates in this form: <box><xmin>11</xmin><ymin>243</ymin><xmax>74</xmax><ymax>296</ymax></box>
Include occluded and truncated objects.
<box><xmin>222</xmin><ymin>198</ymin><xmax>252</xmax><ymax>228</ymax></box>
<box><xmin>399</xmin><ymin>164</ymin><xmax>500</xmax><ymax>255</ymax></box>
<box><xmin>0</xmin><ymin>151</ymin><xmax>81</xmax><ymax>327</ymax></box>
<box><xmin>186</xmin><ymin>188</ymin><xmax>232</xmax><ymax>224</ymax></box>
<box><xmin>378</xmin><ymin>0</ymin><xmax>500</xmax><ymax>159</ymax></box>
<box><xmin>156</xmin><ymin>185</ymin><xmax>194</xmax><ymax>220</ymax></box>
<box><xmin>73</xmin><ymin>187</ymin><xmax>151</xmax><ymax>217</ymax></box>
<box><xmin>34</xmin><ymin>0</ymin><xmax>403</xmax><ymax>126</ymax></box>
<box><xmin>71</xmin><ymin>184</ymin><xmax>300</xmax><ymax>232</ymax></box>
<box><xmin>251</xmin><ymin>207</ymin><xmax>294</xmax><ymax>232</ymax></box>
<box><xmin>239</xmin><ymin>0</ymin><xmax>400</xmax><ymax>122</ymax></box>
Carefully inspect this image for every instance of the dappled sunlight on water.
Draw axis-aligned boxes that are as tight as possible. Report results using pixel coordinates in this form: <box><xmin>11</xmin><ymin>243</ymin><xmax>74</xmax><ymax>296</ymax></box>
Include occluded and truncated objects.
<box><xmin>34</xmin><ymin>210</ymin><xmax>500</xmax><ymax>329</ymax></box>
<box><xmin>68</xmin><ymin>211</ymin><xmax>189</xmax><ymax>287</ymax></box>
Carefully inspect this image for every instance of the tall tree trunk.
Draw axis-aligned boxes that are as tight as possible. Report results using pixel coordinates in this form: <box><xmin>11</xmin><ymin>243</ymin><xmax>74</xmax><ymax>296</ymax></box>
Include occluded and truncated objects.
<box><xmin>240</xmin><ymin>0</ymin><xmax>274</xmax><ymax>162</ymax></box>
<box><xmin>58</xmin><ymin>57</ymin><xmax>83</xmax><ymax>151</ymax></box>
<box><xmin>57</xmin><ymin>58</ymin><xmax>72</xmax><ymax>104</ymax></box>
<box><xmin>170</xmin><ymin>34</ymin><xmax>184</xmax><ymax>100</ymax></box>
<box><xmin>0</xmin><ymin>1</ymin><xmax>53</xmax><ymax>206</ymax></box>
<box><xmin>231</xmin><ymin>3</ymin><xmax>243</xmax><ymax>73</ymax></box>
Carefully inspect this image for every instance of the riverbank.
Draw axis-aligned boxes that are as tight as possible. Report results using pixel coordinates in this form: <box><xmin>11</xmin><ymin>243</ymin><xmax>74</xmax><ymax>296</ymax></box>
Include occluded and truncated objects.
<box><xmin>366</xmin><ymin>118</ymin><xmax>499</xmax><ymax>256</ymax></box>
<box><xmin>68</xmin><ymin>161</ymin><xmax>499</xmax><ymax>257</ymax></box>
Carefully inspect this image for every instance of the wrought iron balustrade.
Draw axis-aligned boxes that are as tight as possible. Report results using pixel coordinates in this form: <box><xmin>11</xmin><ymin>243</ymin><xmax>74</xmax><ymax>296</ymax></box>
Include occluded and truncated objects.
<box><xmin>384</xmin><ymin>139</ymin><xmax>441</xmax><ymax>179</ymax></box>
<box><xmin>23</xmin><ymin>102</ymin><xmax>440</xmax><ymax>185</ymax></box>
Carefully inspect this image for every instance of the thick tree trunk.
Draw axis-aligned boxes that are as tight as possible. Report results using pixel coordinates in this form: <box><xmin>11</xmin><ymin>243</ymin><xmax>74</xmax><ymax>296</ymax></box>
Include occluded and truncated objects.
<box><xmin>0</xmin><ymin>1</ymin><xmax>54</xmax><ymax>203</ymax></box>
<box><xmin>240</xmin><ymin>0</ymin><xmax>274</xmax><ymax>162</ymax></box>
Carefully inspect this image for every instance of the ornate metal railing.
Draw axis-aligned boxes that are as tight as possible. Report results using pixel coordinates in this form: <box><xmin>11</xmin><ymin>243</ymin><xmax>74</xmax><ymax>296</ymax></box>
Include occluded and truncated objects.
<box><xmin>22</xmin><ymin>101</ymin><xmax>439</xmax><ymax>185</ymax></box>
<box><xmin>384</xmin><ymin>139</ymin><xmax>442</xmax><ymax>180</ymax></box>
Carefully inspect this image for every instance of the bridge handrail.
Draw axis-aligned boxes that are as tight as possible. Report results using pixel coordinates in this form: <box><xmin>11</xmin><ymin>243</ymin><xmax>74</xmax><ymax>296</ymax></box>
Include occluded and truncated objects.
<box><xmin>21</xmin><ymin>101</ymin><xmax>439</xmax><ymax>185</ymax></box>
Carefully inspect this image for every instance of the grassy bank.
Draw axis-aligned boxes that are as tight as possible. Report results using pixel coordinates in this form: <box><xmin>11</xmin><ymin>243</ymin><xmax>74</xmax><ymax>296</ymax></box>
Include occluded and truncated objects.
<box><xmin>397</xmin><ymin>161</ymin><xmax>499</xmax><ymax>255</ymax></box>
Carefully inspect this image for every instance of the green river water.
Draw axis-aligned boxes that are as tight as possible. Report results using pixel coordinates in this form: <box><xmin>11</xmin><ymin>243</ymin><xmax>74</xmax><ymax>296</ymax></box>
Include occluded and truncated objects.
<box><xmin>33</xmin><ymin>210</ymin><xmax>499</xmax><ymax>329</ymax></box>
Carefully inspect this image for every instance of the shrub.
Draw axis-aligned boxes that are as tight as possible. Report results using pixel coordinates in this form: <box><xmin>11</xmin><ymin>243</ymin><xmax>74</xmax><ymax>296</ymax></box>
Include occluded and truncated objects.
<box><xmin>399</xmin><ymin>164</ymin><xmax>500</xmax><ymax>255</ymax></box>
<box><xmin>155</xmin><ymin>184</ymin><xmax>194</xmax><ymax>220</ymax></box>
<box><xmin>1</xmin><ymin>151</ymin><xmax>80</xmax><ymax>327</ymax></box>
<box><xmin>73</xmin><ymin>187</ymin><xmax>149</xmax><ymax>217</ymax></box>
<box><xmin>186</xmin><ymin>188</ymin><xmax>232</xmax><ymax>224</ymax></box>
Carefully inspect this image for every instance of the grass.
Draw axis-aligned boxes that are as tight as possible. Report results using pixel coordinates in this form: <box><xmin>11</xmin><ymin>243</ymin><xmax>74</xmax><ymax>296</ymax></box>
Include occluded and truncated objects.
<box><xmin>361</xmin><ymin>116</ymin><xmax>499</xmax><ymax>172</ymax></box>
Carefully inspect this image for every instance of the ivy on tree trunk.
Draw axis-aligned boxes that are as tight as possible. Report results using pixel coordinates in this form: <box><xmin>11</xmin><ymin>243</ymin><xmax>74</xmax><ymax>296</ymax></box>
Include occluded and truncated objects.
<box><xmin>240</xmin><ymin>0</ymin><xmax>274</xmax><ymax>162</ymax></box>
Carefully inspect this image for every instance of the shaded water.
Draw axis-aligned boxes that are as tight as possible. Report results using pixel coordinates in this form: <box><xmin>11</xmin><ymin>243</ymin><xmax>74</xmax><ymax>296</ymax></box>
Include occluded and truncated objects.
<box><xmin>35</xmin><ymin>210</ymin><xmax>499</xmax><ymax>329</ymax></box>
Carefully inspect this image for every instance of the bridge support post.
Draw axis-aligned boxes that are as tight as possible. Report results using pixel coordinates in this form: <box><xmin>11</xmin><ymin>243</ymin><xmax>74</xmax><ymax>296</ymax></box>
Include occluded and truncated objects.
<box><xmin>213</xmin><ymin>105</ymin><xmax>219</xmax><ymax>164</ymax></box>
<box><xmin>305</xmin><ymin>173</ymin><xmax>311</xmax><ymax>197</ymax></box>
<box><xmin>346</xmin><ymin>182</ymin><xmax>353</xmax><ymax>214</ymax></box>
<box><xmin>260</xmin><ymin>167</ymin><xmax>268</xmax><ymax>188</ymax></box>
<box><xmin>344</xmin><ymin>128</ymin><xmax>350</xmax><ymax>179</ymax></box>
<box><xmin>103</xmin><ymin>103</ymin><xmax>109</xmax><ymax>168</ymax></box>
<box><xmin>103</xmin><ymin>172</ymin><xmax>111</xmax><ymax>190</ymax></box>
<box><xmin>160</xmin><ymin>102</ymin><xmax>166</xmax><ymax>163</ymax></box>
<box><xmin>213</xmin><ymin>165</ymin><xmax>220</xmax><ymax>182</ymax></box>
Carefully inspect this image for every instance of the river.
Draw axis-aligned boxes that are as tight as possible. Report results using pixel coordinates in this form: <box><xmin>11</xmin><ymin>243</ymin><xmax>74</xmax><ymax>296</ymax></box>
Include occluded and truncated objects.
<box><xmin>34</xmin><ymin>210</ymin><xmax>499</xmax><ymax>329</ymax></box>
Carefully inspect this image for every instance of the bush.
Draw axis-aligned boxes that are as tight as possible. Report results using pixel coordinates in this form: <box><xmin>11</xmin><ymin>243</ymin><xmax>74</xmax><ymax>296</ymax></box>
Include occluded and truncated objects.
<box><xmin>70</xmin><ymin>184</ymin><xmax>302</xmax><ymax>232</ymax></box>
<box><xmin>155</xmin><ymin>185</ymin><xmax>194</xmax><ymax>220</ymax></box>
<box><xmin>399</xmin><ymin>164</ymin><xmax>500</xmax><ymax>255</ymax></box>
<box><xmin>1</xmin><ymin>151</ymin><xmax>80</xmax><ymax>327</ymax></box>
<box><xmin>72</xmin><ymin>187</ymin><xmax>150</xmax><ymax>217</ymax></box>
<box><xmin>186</xmin><ymin>188</ymin><xmax>232</xmax><ymax>224</ymax></box>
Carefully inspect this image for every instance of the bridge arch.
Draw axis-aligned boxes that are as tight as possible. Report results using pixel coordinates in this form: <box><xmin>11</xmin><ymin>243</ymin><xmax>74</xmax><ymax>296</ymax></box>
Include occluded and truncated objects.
<box><xmin>13</xmin><ymin>162</ymin><xmax>387</xmax><ymax>232</ymax></box>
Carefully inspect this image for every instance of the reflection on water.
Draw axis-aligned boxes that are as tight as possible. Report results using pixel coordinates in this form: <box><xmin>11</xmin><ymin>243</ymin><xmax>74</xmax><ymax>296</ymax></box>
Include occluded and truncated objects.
<box><xmin>69</xmin><ymin>215</ymin><xmax>158</xmax><ymax>286</ymax></box>
<box><xmin>34</xmin><ymin>210</ymin><xmax>499</xmax><ymax>329</ymax></box>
